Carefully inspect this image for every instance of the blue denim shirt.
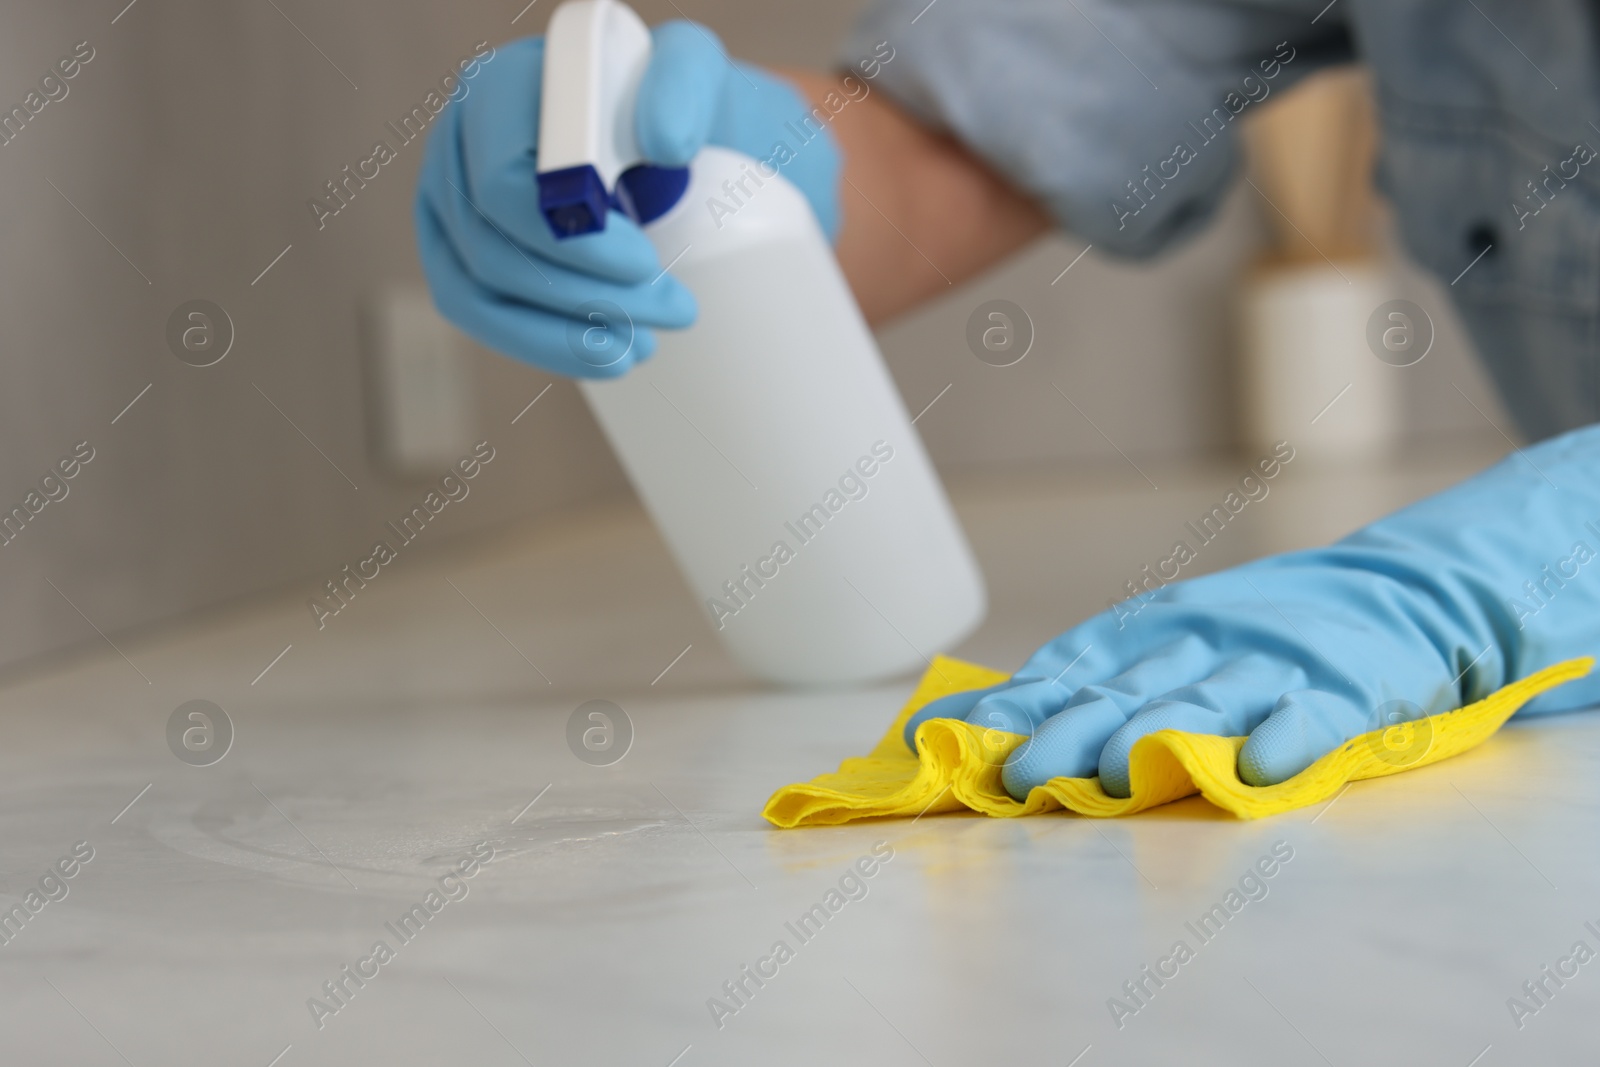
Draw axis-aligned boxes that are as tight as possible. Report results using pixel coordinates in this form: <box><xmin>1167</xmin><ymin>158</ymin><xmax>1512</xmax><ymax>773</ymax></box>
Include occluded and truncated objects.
<box><xmin>844</xmin><ymin>0</ymin><xmax>1600</xmax><ymax>442</ymax></box>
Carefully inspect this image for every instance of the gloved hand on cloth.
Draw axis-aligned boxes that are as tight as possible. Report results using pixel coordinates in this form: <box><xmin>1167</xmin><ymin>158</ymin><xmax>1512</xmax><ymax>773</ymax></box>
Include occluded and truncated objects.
<box><xmin>761</xmin><ymin>428</ymin><xmax>1600</xmax><ymax>825</ymax></box>
<box><xmin>907</xmin><ymin>427</ymin><xmax>1600</xmax><ymax>802</ymax></box>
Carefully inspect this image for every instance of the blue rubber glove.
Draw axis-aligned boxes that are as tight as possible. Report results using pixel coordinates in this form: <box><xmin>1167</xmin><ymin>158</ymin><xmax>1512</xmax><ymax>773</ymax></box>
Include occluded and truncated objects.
<box><xmin>907</xmin><ymin>428</ymin><xmax>1600</xmax><ymax>799</ymax></box>
<box><xmin>414</xmin><ymin>26</ymin><xmax>841</xmax><ymax>379</ymax></box>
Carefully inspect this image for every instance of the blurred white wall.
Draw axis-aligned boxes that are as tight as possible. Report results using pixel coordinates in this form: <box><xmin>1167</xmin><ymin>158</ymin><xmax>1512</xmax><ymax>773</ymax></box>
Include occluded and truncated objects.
<box><xmin>0</xmin><ymin>0</ymin><xmax>1503</xmax><ymax>674</ymax></box>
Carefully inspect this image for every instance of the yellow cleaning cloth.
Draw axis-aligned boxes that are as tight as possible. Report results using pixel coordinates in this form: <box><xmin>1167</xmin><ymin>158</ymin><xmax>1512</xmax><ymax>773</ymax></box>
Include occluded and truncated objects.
<box><xmin>763</xmin><ymin>654</ymin><xmax>1593</xmax><ymax>826</ymax></box>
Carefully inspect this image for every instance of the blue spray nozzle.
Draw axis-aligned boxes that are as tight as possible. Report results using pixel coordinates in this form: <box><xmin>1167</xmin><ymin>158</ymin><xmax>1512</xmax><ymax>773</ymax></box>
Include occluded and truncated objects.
<box><xmin>539</xmin><ymin>162</ymin><xmax>690</xmax><ymax>238</ymax></box>
<box><xmin>538</xmin><ymin>164</ymin><xmax>611</xmax><ymax>237</ymax></box>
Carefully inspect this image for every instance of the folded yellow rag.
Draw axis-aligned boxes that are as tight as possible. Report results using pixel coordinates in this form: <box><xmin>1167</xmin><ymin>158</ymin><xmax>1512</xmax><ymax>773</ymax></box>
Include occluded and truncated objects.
<box><xmin>763</xmin><ymin>654</ymin><xmax>1593</xmax><ymax>826</ymax></box>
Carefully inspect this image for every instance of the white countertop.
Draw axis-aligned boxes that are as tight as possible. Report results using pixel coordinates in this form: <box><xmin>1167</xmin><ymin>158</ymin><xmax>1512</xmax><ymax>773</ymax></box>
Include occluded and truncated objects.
<box><xmin>3</xmin><ymin>446</ymin><xmax>1596</xmax><ymax>1066</ymax></box>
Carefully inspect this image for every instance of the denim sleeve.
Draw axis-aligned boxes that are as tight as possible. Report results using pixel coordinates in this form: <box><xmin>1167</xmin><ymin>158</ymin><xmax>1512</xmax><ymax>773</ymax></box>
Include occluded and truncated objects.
<box><xmin>841</xmin><ymin>0</ymin><xmax>1353</xmax><ymax>257</ymax></box>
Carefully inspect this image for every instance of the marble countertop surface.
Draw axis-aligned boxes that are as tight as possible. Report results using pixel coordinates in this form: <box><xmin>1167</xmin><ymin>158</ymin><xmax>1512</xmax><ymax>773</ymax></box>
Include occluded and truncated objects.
<box><xmin>2</xmin><ymin>446</ymin><xmax>1594</xmax><ymax>1066</ymax></box>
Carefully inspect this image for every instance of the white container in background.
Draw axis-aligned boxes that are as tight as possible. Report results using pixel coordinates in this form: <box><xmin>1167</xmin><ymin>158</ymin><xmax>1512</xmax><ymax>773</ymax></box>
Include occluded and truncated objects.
<box><xmin>539</xmin><ymin>0</ymin><xmax>985</xmax><ymax>684</ymax></box>
<box><xmin>1238</xmin><ymin>260</ymin><xmax>1400</xmax><ymax>463</ymax></box>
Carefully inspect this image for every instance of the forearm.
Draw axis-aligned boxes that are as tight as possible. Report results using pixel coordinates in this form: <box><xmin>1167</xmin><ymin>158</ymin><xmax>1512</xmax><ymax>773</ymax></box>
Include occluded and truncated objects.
<box><xmin>1319</xmin><ymin>425</ymin><xmax>1600</xmax><ymax>713</ymax></box>
<box><xmin>779</xmin><ymin>69</ymin><xmax>1052</xmax><ymax>325</ymax></box>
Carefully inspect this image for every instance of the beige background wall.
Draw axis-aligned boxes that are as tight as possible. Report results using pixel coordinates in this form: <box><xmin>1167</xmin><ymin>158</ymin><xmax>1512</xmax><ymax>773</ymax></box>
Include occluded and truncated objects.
<box><xmin>0</xmin><ymin>0</ymin><xmax>1502</xmax><ymax>672</ymax></box>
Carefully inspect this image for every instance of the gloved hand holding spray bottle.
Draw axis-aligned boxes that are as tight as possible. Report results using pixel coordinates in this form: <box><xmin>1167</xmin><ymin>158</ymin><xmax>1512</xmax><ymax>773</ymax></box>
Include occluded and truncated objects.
<box><xmin>424</xmin><ymin>0</ymin><xmax>985</xmax><ymax>685</ymax></box>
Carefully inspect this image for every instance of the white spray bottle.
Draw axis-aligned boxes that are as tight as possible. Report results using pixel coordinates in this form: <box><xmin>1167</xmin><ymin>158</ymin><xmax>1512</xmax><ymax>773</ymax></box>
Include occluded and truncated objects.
<box><xmin>537</xmin><ymin>0</ymin><xmax>985</xmax><ymax>685</ymax></box>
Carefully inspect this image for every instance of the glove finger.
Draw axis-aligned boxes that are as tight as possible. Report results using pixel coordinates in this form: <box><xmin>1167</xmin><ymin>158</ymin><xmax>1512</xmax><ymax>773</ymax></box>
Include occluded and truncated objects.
<box><xmin>998</xmin><ymin>693</ymin><xmax>1129</xmax><ymax>796</ymax></box>
<box><xmin>999</xmin><ymin>636</ymin><xmax>1223</xmax><ymax>798</ymax></box>
<box><xmin>900</xmin><ymin>641</ymin><xmax>1133</xmax><ymax>746</ymax></box>
<box><xmin>637</xmin><ymin>22</ymin><xmax>727</xmax><ymax>166</ymax></box>
<box><xmin>1009</xmin><ymin>613</ymin><xmax>1221</xmax><ymax>704</ymax></box>
<box><xmin>434</xmin><ymin>182</ymin><xmax>697</xmax><ymax>327</ymax></box>
<box><xmin>1012</xmin><ymin>635</ymin><xmax>1122</xmax><ymax>694</ymax></box>
<box><xmin>709</xmin><ymin>63</ymin><xmax>845</xmax><ymax>240</ymax></box>
<box><xmin>426</xmin><ymin>108</ymin><xmax>698</xmax><ymax>328</ymax></box>
<box><xmin>963</xmin><ymin>677</ymin><xmax>1073</xmax><ymax>737</ymax></box>
<box><xmin>900</xmin><ymin>679</ymin><xmax>1030</xmax><ymax>750</ymax></box>
<box><xmin>416</xmin><ymin>195</ymin><xmax>656</xmax><ymax>378</ymax></box>
<box><xmin>1095</xmin><ymin>654</ymin><xmax>1307</xmax><ymax>797</ymax></box>
<box><xmin>1238</xmin><ymin>689</ymin><xmax>1374</xmax><ymax>787</ymax></box>
<box><xmin>452</xmin><ymin>37</ymin><xmax>662</xmax><ymax>282</ymax></box>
